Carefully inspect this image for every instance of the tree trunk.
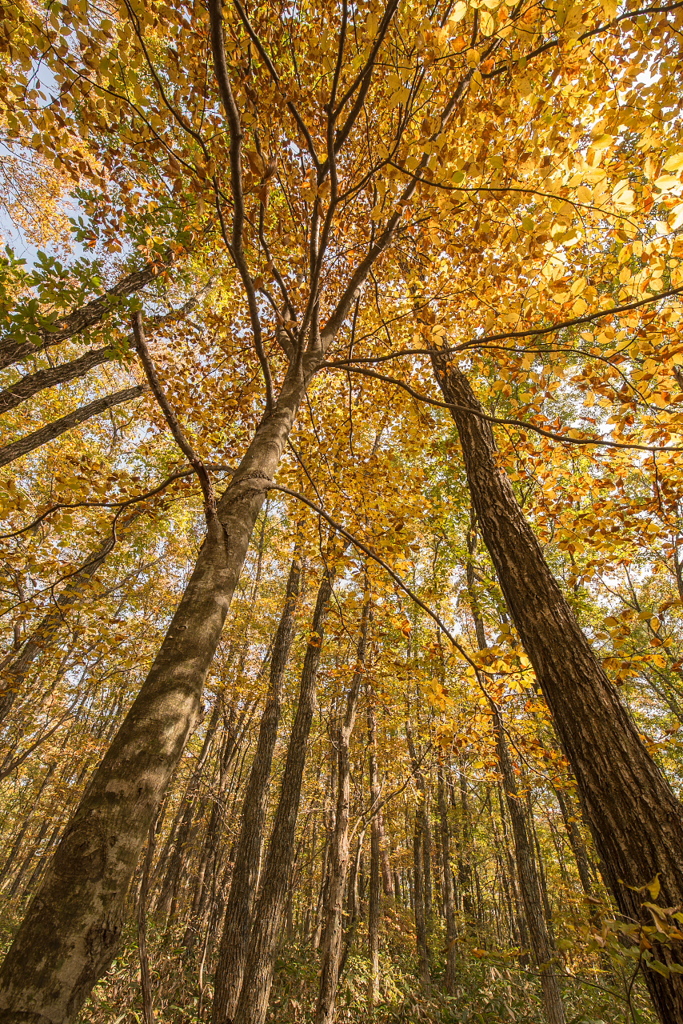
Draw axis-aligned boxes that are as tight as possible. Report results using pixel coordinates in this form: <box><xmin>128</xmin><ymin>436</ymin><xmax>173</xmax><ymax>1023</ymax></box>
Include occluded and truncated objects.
<box><xmin>0</xmin><ymin>364</ymin><xmax>308</xmax><ymax>1024</ymax></box>
<box><xmin>493</xmin><ymin>705</ymin><xmax>566</xmax><ymax>1024</ymax></box>
<box><xmin>182</xmin><ymin>704</ymin><xmax>249</xmax><ymax>954</ymax></box>
<box><xmin>367</xmin><ymin>701</ymin><xmax>381</xmax><ymax>1007</ymax></box>
<box><xmin>232</xmin><ymin>564</ymin><xmax>336</xmax><ymax>1024</ymax></box>
<box><xmin>137</xmin><ymin>819</ymin><xmax>157</xmax><ymax>1024</ymax></box>
<box><xmin>315</xmin><ymin>600</ymin><xmax>371</xmax><ymax>1024</ymax></box>
<box><xmin>212</xmin><ymin>553</ymin><xmax>301</xmax><ymax>1024</ymax></box>
<box><xmin>553</xmin><ymin>787</ymin><xmax>596</xmax><ymax>904</ymax></box>
<box><xmin>437</xmin><ymin>762</ymin><xmax>458</xmax><ymax>995</ymax></box>
<box><xmin>0</xmin><ymin>386</ymin><xmax>144</xmax><ymax>468</ymax></box>
<box><xmin>412</xmin><ymin>806</ymin><xmax>431</xmax><ymax>987</ymax></box>
<box><xmin>406</xmin><ymin>726</ymin><xmax>431</xmax><ymax>986</ymax></box>
<box><xmin>433</xmin><ymin>357</ymin><xmax>683</xmax><ymax>1021</ymax></box>
<box><xmin>154</xmin><ymin>701</ymin><xmax>222</xmax><ymax>921</ymax></box>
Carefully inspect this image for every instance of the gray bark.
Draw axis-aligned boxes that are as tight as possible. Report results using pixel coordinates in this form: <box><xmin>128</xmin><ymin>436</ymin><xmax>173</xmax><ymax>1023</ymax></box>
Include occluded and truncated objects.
<box><xmin>0</xmin><ymin>262</ymin><xmax>163</xmax><ymax>371</ymax></box>
<box><xmin>0</xmin><ymin>348</ymin><xmax>113</xmax><ymax>416</ymax></box>
<box><xmin>0</xmin><ymin>386</ymin><xmax>143</xmax><ymax>468</ymax></box>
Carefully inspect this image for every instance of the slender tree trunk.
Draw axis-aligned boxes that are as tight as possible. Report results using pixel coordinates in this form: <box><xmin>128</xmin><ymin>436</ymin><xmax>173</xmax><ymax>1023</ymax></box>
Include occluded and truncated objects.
<box><xmin>154</xmin><ymin>701</ymin><xmax>222</xmax><ymax>921</ymax></box>
<box><xmin>433</xmin><ymin>357</ymin><xmax>683</xmax><ymax>1021</ymax></box>
<box><xmin>232</xmin><ymin>564</ymin><xmax>336</xmax><ymax>1024</ymax></box>
<box><xmin>437</xmin><ymin>762</ymin><xmax>458</xmax><ymax>994</ymax></box>
<box><xmin>183</xmin><ymin>706</ymin><xmax>248</xmax><ymax>954</ymax></box>
<box><xmin>553</xmin><ymin>787</ymin><xmax>596</xmax><ymax>904</ymax></box>
<box><xmin>456</xmin><ymin>769</ymin><xmax>473</xmax><ymax>924</ymax></box>
<box><xmin>0</xmin><ymin>364</ymin><xmax>309</xmax><ymax>1024</ymax></box>
<box><xmin>137</xmin><ymin>820</ymin><xmax>157</xmax><ymax>1024</ymax></box>
<box><xmin>212</xmin><ymin>553</ymin><xmax>301</xmax><ymax>1024</ymax></box>
<box><xmin>315</xmin><ymin>600</ymin><xmax>371</xmax><ymax>1024</ymax></box>
<box><xmin>493</xmin><ymin>706</ymin><xmax>566</xmax><ymax>1024</ymax></box>
<box><xmin>406</xmin><ymin>726</ymin><xmax>431</xmax><ymax>986</ymax></box>
<box><xmin>367</xmin><ymin>701</ymin><xmax>382</xmax><ymax>1007</ymax></box>
<box><xmin>0</xmin><ymin>764</ymin><xmax>56</xmax><ymax>883</ymax></box>
<box><xmin>0</xmin><ymin>386</ymin><xmax>144</xmax><ymax>469</ymax></box>
<box><xmin>412</xmin><ymin>806</ymin><xmax>431</xmax><ymax>987</ymax></box>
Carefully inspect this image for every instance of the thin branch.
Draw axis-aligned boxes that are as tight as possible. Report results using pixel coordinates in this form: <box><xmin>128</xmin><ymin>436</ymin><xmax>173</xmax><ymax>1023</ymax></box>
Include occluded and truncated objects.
<box><xmin>324</xmin><ymin>363</ymin><xmax>683</xmax><ymax>452</ymax></box>
<box><xmin>231</xmin><ymin>0</ymin><xmax>321</xmax><ymax>168</ymax></box>
<box><xmin>132</xmin><ymin>312</ymin><xmax>217</xmax><ymax>517</ymax></box>
<box><xmin>208</xmin><ymin>0</ymin><xmax>274</xmax><ymax>408</ymax></box>
<box><xmin>268</xmin><ymin>482</ymin><xmax>480</xmax><ymax>670</ymax></box>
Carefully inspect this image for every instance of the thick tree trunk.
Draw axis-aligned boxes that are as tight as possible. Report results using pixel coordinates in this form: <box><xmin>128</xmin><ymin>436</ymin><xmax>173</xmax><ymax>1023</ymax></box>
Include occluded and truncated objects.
<box><xmin>315</xmin><ymin>600</ymin><xmax>370</xmax><ymax>1024</ymax></box>
<box><xmin>0</xmin><ymin>385</ymin><xmax>144</xmax><ymax>468</ymax></box>
<box><xmin>0</xmin><ymin>348</ymin><xmax>113</xmax><ymax>416</ymax></box>
<box><xmin>493</xmin><ymin>705</ymin><xmax>566</xmax><ymax>1024</ymax></box>
<box><xmin>0</xmin><ymin>366</ymin><xmax>308</xmax><ymax>1024</ymax></box>
<box><xmin>212</xmin><ymin>553</ymin><xmax>301</xmax><ymax>1024</ymax></box>
<box><xmin>232</xmin><ymin>565</ymin><xmax>335</xmax><ymax>1024</ymax></box>
<box><xmin>437</xmin><ymin>763</ymin><xmax>458</xmax><ymax>995</ymax></box>
<box><xmin>433</xmin><ymin>358</ymin><xmax>683</xmax><ymax>1021</ymax></box>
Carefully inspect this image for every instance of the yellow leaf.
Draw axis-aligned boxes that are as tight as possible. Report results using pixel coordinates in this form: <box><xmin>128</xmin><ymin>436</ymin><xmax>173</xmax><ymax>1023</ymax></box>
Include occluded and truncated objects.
<box><xmin>592</xmin><ymin>134</ymin><xmax>614</xmax><ymax>150</ymax></box>
<box><xmin>664</xmin><ymin>152</ymin><xmax>683</xmax><ymax>172</ymax></box>
<box><xmin>645</xmin><ymin>873</ymin><xmax>662</xmax><ymax>900</ymax></box>
<box><xmin>668</xmin><ymin>203</ymin><xmax>683</xmax><ymax>231</ymax></box>
<box><xmin>450</xmin><ymin>1</ymin><xmax>468</xmax><ymax>23</ymax></box>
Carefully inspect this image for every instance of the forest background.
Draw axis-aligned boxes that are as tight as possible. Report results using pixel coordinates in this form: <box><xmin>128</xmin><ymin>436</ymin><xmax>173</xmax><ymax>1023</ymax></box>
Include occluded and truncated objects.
<box><xmin>1</xmin><ymin>1</ymin><xmax>683</xmax><ymax>1023</ymax></box>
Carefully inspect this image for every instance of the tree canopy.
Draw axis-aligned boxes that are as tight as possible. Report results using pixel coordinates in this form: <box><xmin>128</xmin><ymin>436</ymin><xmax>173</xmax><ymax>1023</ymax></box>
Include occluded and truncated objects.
<box><xmin>1</xmin><ymin>1</ymin><xmax>683</xmax><ymax>1023</ymax></box>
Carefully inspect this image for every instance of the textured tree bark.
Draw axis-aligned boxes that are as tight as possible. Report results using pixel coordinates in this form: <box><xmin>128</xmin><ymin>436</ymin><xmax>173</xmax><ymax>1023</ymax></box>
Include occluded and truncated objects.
<box><xmin>0</xmin><ymin>348</ymin><xmax>113</xmax><ymax>416</ymax></box>
<box><xmin>0</xmin><ymin>365</ymin><xmax>309</xmax><ymax>1024</ymax></box>
<box><xmin>315</xmin><ymin>600</ymin><xmax>371</xmax><ymax>1024</ymax></box>
<box><xmin>212</xmin><ymin>553</ymin><xmax>301</xmax><ymax>1024</ymax></box>
<box><xmin>433</xmin><ymin>357</ymin><xmax>683</xmax><ymax>1021</ymax></box>
<box><xmin>437</xmin><ymin>763</ymin><xmax>458</xmax><ymax>995</ymax></box>
<box><xmin>0</xmin><ymin>261</ymin><xmax>163</xmax><ymax>371</ymax></box>
<box><xmin>232</xmin><ymin>565</ymin><xmax>335</xmax><ymax>1024</ymax></box>
<box><xmin>493</xmin><ymin>705</ymin><xmax>566</xmax><ymax>1024</ymax></box>
<box><xmin>0</xmin><ymin>385</ymin><xmax>144</xmax><ymax>468</ymax></box>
